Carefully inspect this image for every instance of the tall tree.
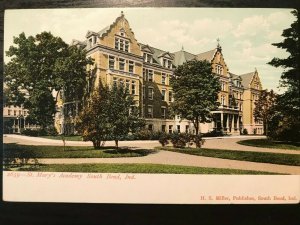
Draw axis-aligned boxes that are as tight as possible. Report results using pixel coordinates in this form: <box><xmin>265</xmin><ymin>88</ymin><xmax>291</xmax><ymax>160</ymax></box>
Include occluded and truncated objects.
<box><xmin>267</xmin><ymin>9</ymin><xmax>300</xmax><ymax>141</ymax></box>
<box><xmin>108</xmin><ymin>84</ymin><xmax>145</xmax><ymax>148</ymax></box>
<box><xmin>76</xmin><ymin>82</ymin><xmax>145</xmax><ymax>149</ymax></box>
<box><xmin>4</xmin><ymin>32</ymin><xmax>93</xmax><ymax>129</ymax></box>
<box><xmin>253</xmin><ymin>89</ymin><xmax>277</xmax><ymax>135</ymax></box>
<box><xmin>75</xmin><ymin>82</ymin><xmax>111</xmax><ymax>149</ymax></box>
<box><xmin>170</xmin><ymin>59</ymin><xmax>221</xmax><ymax>135</ymax></box>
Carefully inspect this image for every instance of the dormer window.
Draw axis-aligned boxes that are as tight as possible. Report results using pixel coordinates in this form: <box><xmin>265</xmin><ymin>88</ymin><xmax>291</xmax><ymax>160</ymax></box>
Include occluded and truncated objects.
<box><xmin>161</xmin><ymin>58</ymin><xmax>172</xmax><ymax>69</ymax></box>
<box><xmin>115</xmin><ymin>37</ymin><xmax>129</xmax><ymax>52</ymax></box>
<box><xmin>143</xmin><ymin>53</ymin><xmax>153</xmax><ymax>63</ymax></box>
<box><xmin>88</xmin><ymin>35</ymin><xmax>97</xmax><ymax>48</ymax></box>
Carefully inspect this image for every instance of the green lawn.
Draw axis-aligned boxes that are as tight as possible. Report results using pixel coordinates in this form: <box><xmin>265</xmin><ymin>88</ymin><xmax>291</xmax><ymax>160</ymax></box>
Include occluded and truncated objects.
<box><xmin>8</xmin><ymin>163</ymin><xmax>278</xmax><ymax>174</ymax></box>
<box><xmin>156</xmin><ymin>147</ymin><xmax>300</xmax><ymax>166</ymax></box>
<box><xmin>237</xmin><ymin>139</ymin><xmax>300</xmax><ymax>150</ymax></box>
<box><xmin>3</xmin><ymin>143</ymin><xmax>156</xmax><ymax>158</ymax></box>
<box><xmin>40</xmin><ymin>135</ymin><xmax>83</xmax><ymax>141</ymax></box>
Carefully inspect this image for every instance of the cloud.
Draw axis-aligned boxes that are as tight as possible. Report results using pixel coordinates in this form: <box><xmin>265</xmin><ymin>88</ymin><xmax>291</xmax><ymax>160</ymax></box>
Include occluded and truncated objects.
<box><xmin>135</xmin><ymin>18</ymin><xmax>233</xmax><ymax>53</ymax></box>
<box><xmin>233</xmin><ymin>15</ymin><xmax>270</xmax><ymax>37</ymax></box>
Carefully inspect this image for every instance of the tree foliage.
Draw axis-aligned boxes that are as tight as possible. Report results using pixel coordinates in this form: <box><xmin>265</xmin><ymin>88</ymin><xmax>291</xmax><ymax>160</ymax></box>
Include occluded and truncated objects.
<box><xmin>267</xmin><ymin>9</ymin><xmax>300</xmax><ymax>141</ymax></box>
<box><xmin>76</xmin><ymin>82</ymin><xmax>145</xmax><ymax>149</ymax></box>
<box><xmin>170</xmin><ymin>59</ymin><xmax>221</xmax><ymax>136</ymax></box>
<box><xmin>4</xmin><ymin>31</ymin><xmax>93</xmax><ymax>128</ymax></box>
<box><xmin>253</xmin><ymin>89</ymin><xmax>277</xmax><ymax>135</ymax></box>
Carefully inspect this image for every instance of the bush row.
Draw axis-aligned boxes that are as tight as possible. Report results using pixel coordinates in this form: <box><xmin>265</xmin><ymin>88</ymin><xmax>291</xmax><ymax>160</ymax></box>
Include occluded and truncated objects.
<box><xmin>159</xmin><ymin>132</ymin><xmax>205</xmax><ymax>148</ymax></box>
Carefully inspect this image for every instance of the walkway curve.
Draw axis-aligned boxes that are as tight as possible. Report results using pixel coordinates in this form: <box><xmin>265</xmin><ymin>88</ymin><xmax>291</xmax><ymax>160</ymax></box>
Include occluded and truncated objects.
<box><xmin>4</xmin><ymin>135</ymin><xmax>300</xmax><ymax>175</ymax></box>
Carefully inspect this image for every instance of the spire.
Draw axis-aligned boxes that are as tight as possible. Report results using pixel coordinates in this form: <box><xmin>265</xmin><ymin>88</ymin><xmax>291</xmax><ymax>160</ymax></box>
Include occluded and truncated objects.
<box><xmin>217</xmin><ymin>38</ymin><xmax>222</xmax><ymax>51</ymax></box>
<box><xmin>181</xmin><ymin>45</ymin><xmax>184</xmax><ymax>51</ymax></box>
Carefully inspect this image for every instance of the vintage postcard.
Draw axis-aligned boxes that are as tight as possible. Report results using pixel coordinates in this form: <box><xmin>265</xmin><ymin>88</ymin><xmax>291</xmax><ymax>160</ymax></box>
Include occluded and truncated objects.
<box><xmin>3</xmin><ymin>8</ymin><xmax>299</xmax><ymax>204</ymax></box>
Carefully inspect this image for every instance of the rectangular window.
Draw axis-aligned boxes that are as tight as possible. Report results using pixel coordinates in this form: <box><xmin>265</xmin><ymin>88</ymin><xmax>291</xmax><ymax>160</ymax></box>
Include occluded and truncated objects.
<box><xmin>185</xmin><ymin>125</ymin><xmax>189</xmax><ymax>133</ymax></box>
<box><xmin>119</xmin><ymin>58</ymin><xmax>125</xmax><ymax>71</ymax></box>
<box><xmin>161</xmin><ymin>89</ymin><xmax>166</xmax><ymax>101</ymax></box>
<box><xmin>148</xmin><ymin>124</ymin><xmax>153</xmax><ymax>131</ymax></box>
<box><xmin>161</xmin><ymin>125</ymin><xmax>166</xmax><ymax>132</ymax></box>
<box><xmin>147</xmin><ymin>106</ymin><xmax>153</xmax><ymax>118</ymax></box>
<box><xmin>131</xmin><ymin>81</ymin><xmax>136</xmax><ymax>95</ymax></box>
<box><xmin>148</xmin><ymin>87</ymin><xmax>153</xmax><ymax>100</ymax></box>
<box><xmin>119</xmin><ymin>79</ymin><xmax>124</xmax><ymax>87</ymax></box>
<box><xmin>19</xmin><ymin>110</ymin><xmax>21</xmax><ymax>115</ymax></box>
<box><xmin>144</xmin><ymin>53</ymin><xmax>152</xmax><ymax>63</ymax></box>
<box><xmin>8</xmin><ymin>110</ymin><xmax>11</xmax><ymax>116</ymax></box>
<box><xmin>109</xmin><ymin>56</ymin><xmax>115</xmax><ymax>70</ymax></box>
<box><xmin>162</xmin><ymin>73</ymin><xmax>166</xmax><ymax>85</ymax></box>
<box><xmin>169</xmin><ymin>125</ymin><xmax>173</xmax><ymax>134</ymax></box>
<box><xmin>177</xmin><ymin>125</ymin><xmax>180</xmax><ymax>133</ymax></box>
<box><xmin>115</xmin><ymin>37</ymin><xmax>129</xmax><ymax>52</ymax></box>
<box><xmin>113</xmin><ymin>77</ymin><xmax>117</xmax><ymax>86</ymax></box>
<box><xmin>24</xmin><ymin>111</ymin><xmax>27</xmax><ymax>116</ymax></box>
<box><xmin>126</xmin><ymin>79</ymin><xmax>130</xmax><ymax>92</ymax></box>
<box><xmin>161</xmin><ymin>107</ymin><xmax>166</xmax><ymax>118</ymax></box>
<box><xmin>115</xmin><ymin>38</ymin><xmax>119</xmax><ymax>50</ymax></box>
<box><xmin>14</xmin><ymin>110</ymin><xmax>16</xmax><ymax>116</ymax></box>
<box><xmin>148</xmin><ymin>70</ymin><xmax>153</xmax><ymax>82</ymax></box>
<box><xmin>89</xmin><ymin>38</ymin><xmax>93</xmax><ymax>48</ymax></box>
<box><xmin>143</xmin><ymin>68</ymin><xmax>147</xmax><ymax>81</ymax></box>
<box><xmin>169</xmin><ymin>91</ymin><xmax>173</xmax><ymax>102</ymax></box>
<box><xmin>125</xmin><ymin>40</ymin><xmax>129</xmax><ymax>52</ymax></box>
<box><xmin>93</xmin><ymin>36</ymin><xmax>97</xmax><ymax>44</ymax></box>
<box><xmin>129</xmin><ymin>61</ymin><xmax>134</xmax><ymax>73</ymax></box>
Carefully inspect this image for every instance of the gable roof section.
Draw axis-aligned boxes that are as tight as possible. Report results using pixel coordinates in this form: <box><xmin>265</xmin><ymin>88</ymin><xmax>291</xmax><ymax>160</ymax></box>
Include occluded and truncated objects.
<box><xmin>172</xmin><ymin>50</ymin><xmax>196</xmax><ymax>67</ymax></box>
<box><xmin>240</xmin><ymin>72</ymin><xmax>255</xmax><ymax>88</ymax></box>
<box><xmin>196</xmin><ymin>49</ymin><xmax>217</xmax><ymax>61</ymax></box>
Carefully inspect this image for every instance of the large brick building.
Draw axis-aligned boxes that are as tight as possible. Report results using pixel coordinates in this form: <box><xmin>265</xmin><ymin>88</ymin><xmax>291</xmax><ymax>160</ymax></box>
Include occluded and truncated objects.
<box><xmin>55</xmin><ymin>12</ymin><xmax>263</xmax><ymax>135</ymax></box>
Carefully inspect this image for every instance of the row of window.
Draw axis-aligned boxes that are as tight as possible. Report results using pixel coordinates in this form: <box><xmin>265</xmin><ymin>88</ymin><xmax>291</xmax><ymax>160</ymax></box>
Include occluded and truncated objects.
<box><xmin>7</xmin><ymin>109</ymin><xmax>28</xmax><ymax>117</ymax></box>
<box><xmin>113</xmin><ymin>78</ymin><xmax>136</xmax><ymax>95</ymax></box>
<box><xmin>143</xmin><ymin>68</ymin><xmax>169</xmax><ymax>85</ymax></box>
<box><xmin>115</xmin><ymin>37</ymin><xmax>129</xmax><ymax>52</ymax></box>
<box><xmin>232</xmin><ymin>91</ymin><xmax>243</xmax><ymax>100</ymax></box>
<box><xmin>148</xmin><ymin>124</ymin><xmax>192</xmax><ymax>134</ymax></box>
<box><xmin>143</xmin><ymin>86</ymin><xmax>173</xmax><ymax>101</ymax></box>
<box><xmin>109</xmin><ymin>56</ymin><xmax>135</xmax><ymax>73</ymax></box>
<box><xmin>146</xmin><ymin>105</ymin><xmax>167</xmax><ymax>119</ymax></box>
<box><xmin>215</xmin><ymin>65</ymin><xmax>224</xmax><ymax>75</ymax></box>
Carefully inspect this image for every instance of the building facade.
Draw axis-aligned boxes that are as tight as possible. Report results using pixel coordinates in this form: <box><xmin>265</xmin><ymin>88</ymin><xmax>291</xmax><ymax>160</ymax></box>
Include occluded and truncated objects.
<box><xmin>3</xmin><ymin>105</ymin><xmax>38</xmax><ymax>133</ymax></box>
<box><xmin>55</xmin><ymin>12</ymin><xmax>263</xmax><ymax>135</ymax></box>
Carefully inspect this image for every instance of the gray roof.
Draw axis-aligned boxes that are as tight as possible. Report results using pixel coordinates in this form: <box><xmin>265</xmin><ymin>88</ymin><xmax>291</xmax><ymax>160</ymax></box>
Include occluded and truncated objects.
<box><xmin>140</xmin><ymin>43</ymin><xmax>175</xmax><ymax>67</ymax></box>
<box><xmin>196</xmin><ymin>49</ymin><xmax>217</xmax><ymax>61</ymax></box>
<box><xmin>240</xmin><ymin>72</ymin><xmax>255</xmax><ymax>88</ymax></box>
<box><xmin>172</xmin><ymin>50</ymin><xmax>196</xmax><ymax>67</ymax></box>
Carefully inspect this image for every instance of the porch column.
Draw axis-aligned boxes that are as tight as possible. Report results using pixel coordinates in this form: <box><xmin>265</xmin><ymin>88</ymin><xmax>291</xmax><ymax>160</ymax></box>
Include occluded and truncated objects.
<box><xmin>231</xmin><ymin>114</ymin><xmax>234</xmax><ymax>132</ymax></box>
<box><xmin>226</xmin><ymin>114</ymin><xmax>229</xmax><ymax>130</ymax></box>
<box><xmin>221</xmin><ymin>112</ymin><xmax>224</xmax><ymax>130</ymax></box>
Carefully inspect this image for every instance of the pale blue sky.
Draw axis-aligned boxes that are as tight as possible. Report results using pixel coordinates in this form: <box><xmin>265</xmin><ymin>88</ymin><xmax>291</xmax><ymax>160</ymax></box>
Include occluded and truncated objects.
<box><xmin>4</xmin><ymin>8</ymin><xmax>295</xmax><ymax>92</ymax></box>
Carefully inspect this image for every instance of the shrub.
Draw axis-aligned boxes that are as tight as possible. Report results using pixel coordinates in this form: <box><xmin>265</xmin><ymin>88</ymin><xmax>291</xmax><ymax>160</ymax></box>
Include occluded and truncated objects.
<box><xmin>170</xmin><ymin>132</ymin><xmax>189</xmax><ymax>148</ymax></box>
<box><xmin>158</xmin><ymin>133</ymin><xmax>169</xmax><ymax>146</ymax></box>
<box><xmin>134</xmin><ymin>129</ymin><xmax>153</xmax><ymax>140</ymax></box>
<box><xmin>193</xmin><ymin>134</ymin><xmax>205</xmax><ymax>148</ymax></box>
<box><xmin>242</xmin><ymin>128</ymin><xmax>248</xmax><ymax>135</ymax></box>
<box><xmin>202</xmin><ymin>130</ymin><xmax>224</xmax><ymax>137</ymax></box>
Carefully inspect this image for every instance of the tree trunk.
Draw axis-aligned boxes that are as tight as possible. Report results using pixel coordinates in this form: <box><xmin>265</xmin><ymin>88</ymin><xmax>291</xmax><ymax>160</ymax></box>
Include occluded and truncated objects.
<box><xmin>115</xmin><ymin>140</ymin><xmax>119</xmax><ymax>149</ymax></box>
<box><xmin>195</xmin><ymin>117</ymin><xmax>199</xmax><ymax>135</ymax></box>
<box><xmin>93</xmin><ymin>140</ymin><xmax>101</xmax><ymax>149</ymax></box>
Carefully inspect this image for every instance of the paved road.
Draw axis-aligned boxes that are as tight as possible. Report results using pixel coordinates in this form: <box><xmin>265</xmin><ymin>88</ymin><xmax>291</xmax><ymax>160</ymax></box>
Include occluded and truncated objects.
<box><xmin>3</xmin><ymin>134</ymin><xmax>300</xmax><ymax>174</ymax></box>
